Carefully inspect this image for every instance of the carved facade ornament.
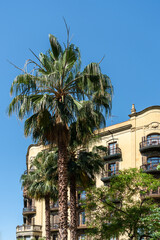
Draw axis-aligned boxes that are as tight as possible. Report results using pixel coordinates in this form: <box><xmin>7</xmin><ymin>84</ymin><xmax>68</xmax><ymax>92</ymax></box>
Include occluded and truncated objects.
<box><xmin>151</xmin><ymin>122</ymin><xmax>159</xmax><ymax>129</ymax></box>
<box><xmin>144</xmin><ymin>122</ymin><xmax>160</xmax><ymax>132</ymax></box>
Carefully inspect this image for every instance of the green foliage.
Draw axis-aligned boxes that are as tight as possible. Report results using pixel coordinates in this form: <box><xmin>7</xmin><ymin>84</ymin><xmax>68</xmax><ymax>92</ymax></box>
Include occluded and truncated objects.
<box><xmin>31</xmin><ymin>238</ymin><xmax>45</xmax><ymax>240</ymax></box>
<box><xmin>85</xmin><ymin>168</ymin><xmax>160</xmax><ymax>240</ymax></box>
<box><xmin>68</xmin><ymin>145</ymin><xmax>104</xmax><ymax>188</ymax></box>
<box><xmin>141</xmin><ymin>207</ymin><xmax>160</xmax><ymax>240</ymax></box>
<box><xmin>21</xmin><ymin>149</ymin><xmax>58</xmax><ymax>200</ymax></box>
<box><xmin>8</xmin><ymin>30</ymin><xmax>113</xmax><ymax>145</ymax></box>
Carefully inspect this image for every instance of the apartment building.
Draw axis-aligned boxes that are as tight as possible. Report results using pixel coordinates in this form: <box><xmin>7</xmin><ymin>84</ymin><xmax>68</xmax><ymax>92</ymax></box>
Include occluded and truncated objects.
<box><xmin>16</xmin><ymin>105</ymin><xmax>160</xmax><ymax>240</ymax></box>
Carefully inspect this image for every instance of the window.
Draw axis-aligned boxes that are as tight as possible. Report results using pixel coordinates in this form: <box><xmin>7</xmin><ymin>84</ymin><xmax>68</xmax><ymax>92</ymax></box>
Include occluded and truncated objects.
<box><xmin>24</xmin><ymin>198</ymin><xmax>27</xmax><ymax>208</ymax></box>
<box><xmin>78</xmin><ymin>191</ymin><xmax>86</xmax><ymax>201</ymax></box>
<box><xmin>108</xmin><ymin>163</ymin><xmax>116</xmax><ymax>176</ymax></box>
<box><xmin>53</xmin><ymin>234</ymin><xmax>58</xmax><ymax>240</ymax></box>
<box><xmin>23</xmin><ymin>217</ymin><xmax>27</xmax><ymax>224</ymax></box>
<box><xmin>147</xmin><ymin>157</ymin><xmax>160</xmax><ymax>170</ymax></box>
<box><xmin>51</xmin><ymin>213</ymin><xmax>59</xmax><ymax>228</ymax></box>
<box><xmin>78</xmin><ymin>234</ymin><xmax>86</xmax><ymax>240</ymax></box>
<box><xmin>147</xmin><ymin>134</ymin><xmax>160</xmax><ymax>145</ymax></box>
<box><xmin>109</xmin><ymin>142</ymin><xmax>117</xmax><ymax>155</ymax></box>
<box><xmin>78</xmin><ymin>211</ymin><xmax>86</xmax><ymax>226</ymax></box>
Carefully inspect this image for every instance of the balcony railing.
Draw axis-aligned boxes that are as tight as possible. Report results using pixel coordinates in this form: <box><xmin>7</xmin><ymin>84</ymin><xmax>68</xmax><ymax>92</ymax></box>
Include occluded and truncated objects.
<box><xmin>50</xmin><ymin>202</ymin><xmax>59</xmax><ymax>210</ymax></box>
<box><xmin>146</xmin><ymin>187</ymin><xmax>160</xmax><ymax>197</ymax></box>
<box><xmin>101</xmin><ymin>170</ymin><xmax>119</xmax><ymax>182</ymax></box>
<box><xmin>16</xmin><ymin>225</ymin><xmax>42</xmax><ymax>232</ymax></box>
<box><xmin>51</xmin><ymin>223</ymin><xmax>59</xmax><ymax>230</ymax></box>
<box><xmin>141</xmin><ymin>161</ymin><xmax>160</xmax><ymax>171</ymax></box>
<box><xmin>103</xmin><ymin>147</ymin><xmax>122</xmax><ymax>161</ymax></box>
<box><xmin>23</xmin><ymin>207</ymin><xmax>36</xmax><ymax>214</ymax></box>
<box><xmin>140</xmin><ymin>137</ymin><xmax>160</xmax><ymax>155</ymax></box>
<box><xmin>98</xmin><ymin>147</ymin><xmax>121</xmax><ymax>158</ymax></box>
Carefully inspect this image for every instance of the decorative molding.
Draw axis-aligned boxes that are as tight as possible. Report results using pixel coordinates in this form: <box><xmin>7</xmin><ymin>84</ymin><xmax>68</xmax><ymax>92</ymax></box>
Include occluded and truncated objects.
<box><xmin>144</xmin><ymin>122</ymin><xmax>160</xmax><ymax>130</ymax></box>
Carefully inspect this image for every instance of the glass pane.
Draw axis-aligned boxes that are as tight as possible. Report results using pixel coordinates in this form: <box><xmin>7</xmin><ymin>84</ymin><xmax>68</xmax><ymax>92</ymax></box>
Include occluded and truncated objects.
<box><xmin>147</xmin><ymin>134</ymin><xmax>160</xmax><ymax>145</ymax></box>
<box><xmin>78</xmin><ymin>234</ymin><xmax>86</xmax><ymax>240</ymax></box>
<box><xmin>147</xmin><ymin>157</ymin><xmax>160</xmax><ymax>169</ymax></box>
<box><xmin>109</xmin><ymin>163</ymin><xmax>116</xmax><ymax>175</ymax></box>
<box><xmin>78</xmin><ymin>211</ymin><xmax>86</xmax><ymax>225</ymax></box>
<box><xmin>81</xmin><ymin>191</ymin><xmax>86</xmax><ymax>200</ymax></box>
<box><xmin>109</xmin><ymin>142</ymin><xmax>117</xmax><ymax>155</ymax></box>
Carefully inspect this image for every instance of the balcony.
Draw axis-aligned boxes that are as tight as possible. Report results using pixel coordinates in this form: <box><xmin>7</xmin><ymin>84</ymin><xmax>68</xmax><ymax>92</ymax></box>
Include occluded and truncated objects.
<box><xmin>23</xmin><ymin>207</ymin><xmax>36</xmax><ymax>215</ymax></box>
<box><xmin>50</xmin><ymin>202</ymin><xmax>59</xmax><ymax>211</ymax></box>
<box><xmin>16</xmin><ymin>225</ymin><xmax>42</xmax><ymax>238</ymax></box>
<box><xmin>101</xmin><ymin>170</ymin><xmax>119</xmax><ymax>182</ymax></box>
<box><xmin>145</xmin><ymin>187</ymin><xmax>160</xmax><ymax>198</ymax></box>
<box><xmin>103</xmin><ymin>147</ymin><xmax>122</xmax><ymax>161</ymax></box>
<box><xmin>50</xmin><ymin>223</ymin><xmax>59</xmax><ymax>231</ymax></box>
<box><xmin>140</xmin><ymin>159</ymin><xmax>160</xmax><ymax>173</ymax></box>
<box><xmin>140</xmin><ymin>137</ymin><xmax>160</xmax><ymax>156</ymax></box>
<box><xmin>77</xmin><ymin>224</ymin><xmax>88</xmax><ymax>230</ymax></box>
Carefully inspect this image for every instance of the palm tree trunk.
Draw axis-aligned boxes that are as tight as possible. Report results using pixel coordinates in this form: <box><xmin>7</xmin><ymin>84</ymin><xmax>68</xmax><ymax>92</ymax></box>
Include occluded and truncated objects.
<box><xmin>69</xmin><ymin>174</ymin><xmax>77</xmax><ymax>240</ymax></box>
<box><xmin>58</xmin><ymin>126</ymin><xmax>68</xmax><ymax>240</ymax></box>
<box><xmin>45</xmin><ymin>195</ymin><xmax>51</xmax><ymax>240</ymax></box>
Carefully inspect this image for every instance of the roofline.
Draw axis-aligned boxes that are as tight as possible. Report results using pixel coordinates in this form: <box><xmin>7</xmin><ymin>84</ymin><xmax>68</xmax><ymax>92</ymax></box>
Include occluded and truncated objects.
<box><xmin>98</xmin><ymin>124</ymin><xmax>132</xmax><ymax>137</ymax></box>
<box><xmin>129</xmin><ymin>105</ymin><xmax>160</xmax><ymax>118</ymax></box>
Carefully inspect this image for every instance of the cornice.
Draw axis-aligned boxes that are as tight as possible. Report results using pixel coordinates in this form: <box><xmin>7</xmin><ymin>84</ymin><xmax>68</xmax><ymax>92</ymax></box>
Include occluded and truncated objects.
<box><xmin>129</xmin><ymin>105</ymin><xmax>160</xmax><ymax>118</ymax></box>
<box><xmin>98</xmin><ymin>124</ymin><xmax>132</xmax><ymax>137</ymax></box>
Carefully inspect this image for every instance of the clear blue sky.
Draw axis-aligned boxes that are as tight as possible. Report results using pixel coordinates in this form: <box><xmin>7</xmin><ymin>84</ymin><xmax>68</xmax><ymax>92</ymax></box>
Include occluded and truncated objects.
<box><xmin>1</xmin><ymin>0</ymin><xmax>160</xmax><ymax>239</ymax></box>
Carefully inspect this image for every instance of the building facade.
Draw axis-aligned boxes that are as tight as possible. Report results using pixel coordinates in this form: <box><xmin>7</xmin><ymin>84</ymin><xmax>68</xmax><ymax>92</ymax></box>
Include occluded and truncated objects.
<box><xmin>16</xmin><ymin>105</ymin><xmax>160</xmax><ymax>240</ymax></box>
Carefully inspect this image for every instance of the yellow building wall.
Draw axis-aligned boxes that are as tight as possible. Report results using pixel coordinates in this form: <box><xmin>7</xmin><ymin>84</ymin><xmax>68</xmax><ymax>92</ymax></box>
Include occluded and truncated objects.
<box><xmin>22</xmin><ymin>105</ymin><xmax>160</xmax><ymax>239</ymax></box>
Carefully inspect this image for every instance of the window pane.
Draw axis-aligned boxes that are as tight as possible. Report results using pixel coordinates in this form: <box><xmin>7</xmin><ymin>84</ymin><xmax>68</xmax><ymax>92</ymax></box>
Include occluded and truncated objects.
<box><xmin>109</xmin><ymin>142</ymin><xmax>116</xmax><ymax>155</ymax></box>
<box><xmin>109</xmin><ymin>163</ymin><xmax>116</xmax><ymax>175</ymax></box>
<box><xmin>78</xmin><ymin>211</ymin><xmax>86</xmax><ymax>225</ymax></box>
<box><xmin>78</xmin><ymin>234</ymin><xmax>86</xmax><ymax>240</ymax></box>
<box><xmin>147</xmin><ymin>157</ymin><xmax>160</xmax><ymax>169</ymax></box>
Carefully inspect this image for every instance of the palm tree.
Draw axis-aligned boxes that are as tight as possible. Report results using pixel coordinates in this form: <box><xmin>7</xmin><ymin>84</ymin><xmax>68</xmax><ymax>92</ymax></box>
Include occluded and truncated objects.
<box><xmin>21</xmin><ymin>150</ymin><xmax>58</xmax><ymax>240</ymax></box>
<box><xmin>68</xmin><ymin>124</ymin><xmax>105</xmax><ymax>240</ymax></box>
<box><xmin>8</xmin><ymin>26</ymin><xmax>113</xmax><ymax>240</ymax></box>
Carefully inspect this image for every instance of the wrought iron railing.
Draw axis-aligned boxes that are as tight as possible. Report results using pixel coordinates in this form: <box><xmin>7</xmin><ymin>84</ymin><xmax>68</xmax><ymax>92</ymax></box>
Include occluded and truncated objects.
<box><xmin>140</xmin><ymin>161</ymin><xmax>160</xmax><ymax>171</ymax></box>
<box><xmin>108</xmin><ymin>147</ymin><xmax>121</xmax><ymax>156</ymax></box>
<box><xmin>98</xmin><ymin>147</ymin><xmax>121</xmax><ymax>158</ymax></box>
<box><xmin>102</xmin><ymin>170</ymin><xmax>119</xmax><ymax>178</ymax></box>
<box><xmin>51</xmin><ymin>223</ymin><xmax>59</xmax><ymax>229</ymax></box>
<box><xmin>23</xmin><ymin>207</ymin><xmax>36</xmax><ymax>213</ymax></box>
<box><xmin>140</xmin><ymin>137</ymin><xmax>160</xmax><ymax>149</ymax></box>
<box><xmin>50</xmin><ymin>202</ymin><xmax>59</xmax><ymax>209</ymax></box>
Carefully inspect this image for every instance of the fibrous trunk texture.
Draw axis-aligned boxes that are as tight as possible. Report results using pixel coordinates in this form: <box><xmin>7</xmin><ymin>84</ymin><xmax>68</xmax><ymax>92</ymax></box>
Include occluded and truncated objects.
<box><xmin>70</xmin><ymin>174</ymin><xmax>77</xmax><ymax>240</ymax></box>
<box><xmin>58</xmin><ymin>127</ymin><xmax>68</xmax><ymax>240</ymax></box>
<box><xmin>45</xmin><ymin>195</ymin><xmax>51</xmax><ymax>240</ymax></box>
